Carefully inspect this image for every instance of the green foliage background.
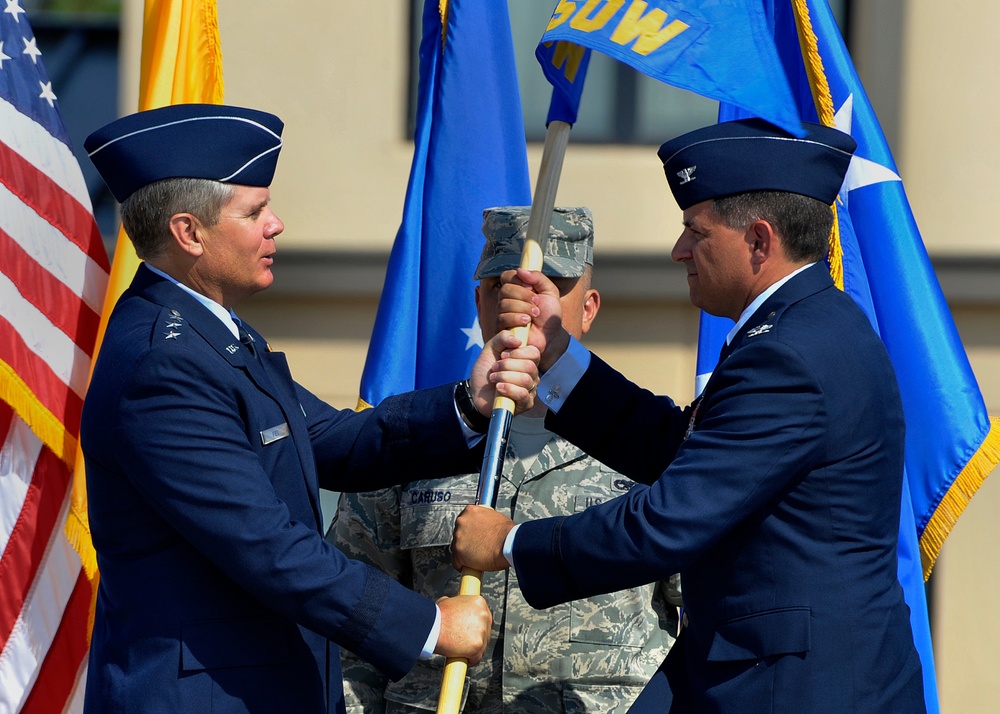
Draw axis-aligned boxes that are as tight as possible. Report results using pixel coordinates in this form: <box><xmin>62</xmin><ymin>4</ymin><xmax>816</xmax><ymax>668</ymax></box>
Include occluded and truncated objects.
<box><xmin>23</xmin><ymin>0</ymin><xmax>121</xmax><ymax>15</ymax></box>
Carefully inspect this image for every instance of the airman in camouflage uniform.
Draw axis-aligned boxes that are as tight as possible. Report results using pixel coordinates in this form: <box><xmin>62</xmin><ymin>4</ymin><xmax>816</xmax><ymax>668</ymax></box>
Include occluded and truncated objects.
<box><xmin>330</xmin><ymin>207</ymin><xmax>680</xmax><ymax>713</ymax></box>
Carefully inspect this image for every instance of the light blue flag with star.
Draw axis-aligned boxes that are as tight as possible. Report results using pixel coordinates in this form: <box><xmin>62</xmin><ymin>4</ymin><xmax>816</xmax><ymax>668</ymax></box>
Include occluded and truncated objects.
<box><xmin>695</xmin><ymin>2</ymin><xmax>1000</xmax><ymax>710</ymax></box>
<box><xmin>358</xmin><ymin>0</ymin><xmax>531</xmax><ymax>408</ymax></box>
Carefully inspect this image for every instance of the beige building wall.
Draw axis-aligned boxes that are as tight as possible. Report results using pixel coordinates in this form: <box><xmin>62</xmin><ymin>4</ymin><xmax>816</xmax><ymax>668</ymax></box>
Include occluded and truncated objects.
<box><xmin>117</xmin><ymin>1</ymin><xmax>1000</xmax><ymax>710</ymax></box>
<box><xmin>893</xmin><ymin>1</ymin><xmax>1000</xmax><ymax>711</ymax></box>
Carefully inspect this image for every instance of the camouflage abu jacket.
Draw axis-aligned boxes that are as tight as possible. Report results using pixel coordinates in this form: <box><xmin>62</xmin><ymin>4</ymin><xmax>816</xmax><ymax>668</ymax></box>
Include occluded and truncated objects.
<box><xmin>329</xmin><ymin>416</ymin><xmax>680</xmax><ymax>713</ymax></box>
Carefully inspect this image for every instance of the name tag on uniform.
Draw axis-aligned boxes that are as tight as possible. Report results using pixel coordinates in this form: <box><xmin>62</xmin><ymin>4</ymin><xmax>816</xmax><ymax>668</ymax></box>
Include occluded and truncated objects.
<box><xmin>574</xmin><ymin>495</ymin><xmax>605</xmax><ymax>512</ymax></box>
<box><xmin>260</xmin><ymin>422</ymin><xmax>290</xmax><ymax>445</ymax></box>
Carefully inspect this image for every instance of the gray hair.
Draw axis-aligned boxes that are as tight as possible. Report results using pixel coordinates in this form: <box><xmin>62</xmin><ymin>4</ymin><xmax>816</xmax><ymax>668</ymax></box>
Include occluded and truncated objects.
<box><xmin>120</xmin><ymin>178</ymin><xmax>236</xmax><ymax>260</ymax></box>
<box><xmin>712</xmin><ymin>191</ymin><xmax>833</xmax><ymax>263</ymax></box>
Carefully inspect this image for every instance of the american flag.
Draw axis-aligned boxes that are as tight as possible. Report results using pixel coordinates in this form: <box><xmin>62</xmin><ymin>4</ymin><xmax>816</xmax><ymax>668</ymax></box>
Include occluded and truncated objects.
<box><xmin>0</xmin><ymin>1</ymin><xmax>110</xmax><ymax>711</ymax></box>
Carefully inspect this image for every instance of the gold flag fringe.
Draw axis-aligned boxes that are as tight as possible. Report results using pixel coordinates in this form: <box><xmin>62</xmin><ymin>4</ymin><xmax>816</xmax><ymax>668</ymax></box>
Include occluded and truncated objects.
<box><xmin>828</xmin><ymin>202</ymin><xmax>844</xmax><ymax>290</ymax></box>
<box><xmin>790</xmin><ymin>0</ymin><xmax>843</xmax><ymax>289</ymax></box>
<box><xmin>791</xmin><ymin>0</ymin><xmax>836</xmax><ymax>123</ymax></box>
<box><xmin>921</xmin><ymin>417</ymin><xmax>1000</xmax><ymax>579</ymax></box>
<box><xmin>440</xmin><ymin>0</ymin><xmax>450</xmax><ymax>49</ymax></box>
<box><xmin>1</xmin><ymin>359</ymin><xmax>98</xmax><ymax>636</ymax></box>
<box><xmin>66</xmin><ymin>489</ymin><xmax>98</xmax><ymax>643</ymax></box>
<box><xmin>65</xmin><ymin>486</ymin><xmax>98</xmax><ymax>580</ymax></box>
<box><xmin>201</xmin><ymin>0</ymin><xmax>225</xmax><ymax>103</ymax></box>
<box><xmin>0</xmin><ymin>360</ymin><xmax>77</xmax><ymax>467</ymax></box>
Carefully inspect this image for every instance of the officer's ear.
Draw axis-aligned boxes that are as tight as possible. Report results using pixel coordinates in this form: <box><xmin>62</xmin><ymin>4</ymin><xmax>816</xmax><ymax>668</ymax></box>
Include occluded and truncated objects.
<box><xmin>168</xmin><ymin>213</ymin><xmax>205</xmax><ymax>257</ymax></box>
<box><xmin>580</xmin><ymin>287</ymin><xmax>600</xmax><ymax>335</ymax></box>
<box><xmin>747</xmin><ymin>220</ymin><xmax>775</xmax><ymax>267</ymax></box>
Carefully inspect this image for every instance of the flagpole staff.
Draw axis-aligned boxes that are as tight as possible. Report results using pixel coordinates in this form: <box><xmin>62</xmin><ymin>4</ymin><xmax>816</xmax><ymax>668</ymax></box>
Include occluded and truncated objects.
<box><xmin>436</xmin><ymin>119</ymin><xmax>572</xmax><ymax>714</ymax></box>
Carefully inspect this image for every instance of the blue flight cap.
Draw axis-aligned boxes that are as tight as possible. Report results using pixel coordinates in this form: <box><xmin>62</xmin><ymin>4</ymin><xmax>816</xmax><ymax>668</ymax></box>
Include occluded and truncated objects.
<box><xmin>657</xmin><ymin>118</ymin><xmax>857</xmax><ymax>210</ymax></box>
<box><xmin>85</xmin><ymin>104</ymin><xmax>284</xmax><ymax>203</ymax></box>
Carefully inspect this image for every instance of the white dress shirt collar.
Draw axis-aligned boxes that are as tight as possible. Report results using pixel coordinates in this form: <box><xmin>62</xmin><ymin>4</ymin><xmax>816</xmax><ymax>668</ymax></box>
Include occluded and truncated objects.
<box><xmin>726</xmin><ymin>262</ymin><xmax>816</xmax><ymax>345</ymax></box>
<box><xmin>144</xmin><ymin>263</ymin><xmax>241</xmax><ymax>339</ymax></box>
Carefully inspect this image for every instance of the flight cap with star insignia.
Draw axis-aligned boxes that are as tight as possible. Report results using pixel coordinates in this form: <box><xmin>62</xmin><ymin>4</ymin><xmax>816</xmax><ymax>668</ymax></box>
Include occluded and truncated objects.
<box><xmin>475</xmin><ymin>206</ymin><xmax>594</xmax><ymax>280</ymax></box>
<box><xmin>656</xmin><ymin>118</ymin><xmax>857</xmax><ymax>210</ymax></box>
<box><xmin>84</xmin><ymin>103</ymin><xmax>284</xmax><ymax>203</ymax></box>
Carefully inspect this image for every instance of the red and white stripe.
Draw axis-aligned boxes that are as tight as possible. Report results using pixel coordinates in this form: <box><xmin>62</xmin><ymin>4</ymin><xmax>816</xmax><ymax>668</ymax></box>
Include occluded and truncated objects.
<box><xmin>0</xmin><ymin>85</ymin><xmax>109</xmax><ymax>713</ymax></box>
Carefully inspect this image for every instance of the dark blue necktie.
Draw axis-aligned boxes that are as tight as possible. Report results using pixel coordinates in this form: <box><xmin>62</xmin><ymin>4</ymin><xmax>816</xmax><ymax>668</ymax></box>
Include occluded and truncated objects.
<box><xmin>238</xmin><ymin>323</ymin><xmax>258</xmax><ymax>359</ymax></box>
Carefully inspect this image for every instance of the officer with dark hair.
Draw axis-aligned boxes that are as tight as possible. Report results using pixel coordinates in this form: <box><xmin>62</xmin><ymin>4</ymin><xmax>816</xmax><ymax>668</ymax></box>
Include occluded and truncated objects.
<box><xmin>452</xmin><ymin>119</ymin><xmax>926</xmax><ymax>713</ymax></box>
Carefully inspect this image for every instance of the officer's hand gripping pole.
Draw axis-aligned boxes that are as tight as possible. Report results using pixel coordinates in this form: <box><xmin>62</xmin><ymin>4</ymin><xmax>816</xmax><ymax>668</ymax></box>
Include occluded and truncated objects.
<box><xmin>435</xmin><ymin>120</ymin><xmax>572</xmax><ymax>714</ymax></box>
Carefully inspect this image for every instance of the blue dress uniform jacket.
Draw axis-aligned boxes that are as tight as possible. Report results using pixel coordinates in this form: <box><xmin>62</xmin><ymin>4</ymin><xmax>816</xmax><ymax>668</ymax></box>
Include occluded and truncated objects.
<box><xmin>513</xmin><ymin>264</ymin><xmax>925</xmax><ymax>713</ymax></box>
<box><xmin>81</xmin><ymin>265</ymin><xmax>482</xmax><ymax>714</ymax></box>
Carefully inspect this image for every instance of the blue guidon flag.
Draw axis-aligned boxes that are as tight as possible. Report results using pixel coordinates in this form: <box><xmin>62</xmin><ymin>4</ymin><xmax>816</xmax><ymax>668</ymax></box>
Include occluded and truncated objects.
<box><xmin>357</xmin><ymin>0</ymin><xmax>531</xmax><ymax>408</ymax></box>
<box><xmin>535</xmin><ymin>0</ymin><xmax>803</xmax><ymax>133</ymax></box>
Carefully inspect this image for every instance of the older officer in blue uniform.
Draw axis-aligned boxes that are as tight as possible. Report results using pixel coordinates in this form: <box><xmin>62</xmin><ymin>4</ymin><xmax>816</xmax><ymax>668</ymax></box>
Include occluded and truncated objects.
<box><xmin>80</xmin><ymin>104</ymin><xmax>538</xmax><ymax>714</ymax></box>
<box><xmin>452</xmin><ymin>119</ymin><xmax>926</xmax><ymax>713</ymax></box>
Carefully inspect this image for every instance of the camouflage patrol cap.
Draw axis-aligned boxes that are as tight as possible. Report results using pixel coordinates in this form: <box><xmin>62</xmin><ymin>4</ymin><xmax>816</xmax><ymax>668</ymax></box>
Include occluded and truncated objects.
<box><xmin>475</xmin><ymin>206</ymin><xmax>594</xmax><ymax>280</ymax></box>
